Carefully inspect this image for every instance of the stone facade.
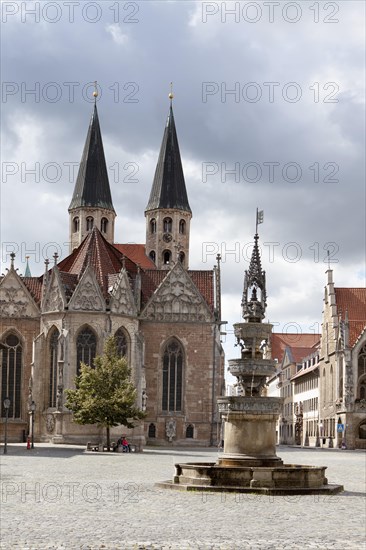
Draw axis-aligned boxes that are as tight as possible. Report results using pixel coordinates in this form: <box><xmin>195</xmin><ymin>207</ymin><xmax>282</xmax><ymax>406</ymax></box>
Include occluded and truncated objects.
<box><xmin>269</xmin><ymin>271</ymin><xmax>366</xmax><ymax>450</ymax></box>
<box><xmin>145</xmin><ymin>208</ymin><xmax>191</xmax><ymax>270</ymax></box>
<box><xmin>0</xmin><ymin>102</ymin><xmax>225</xmax><ymax>448</ymax></box>
<box><xmin>318</xmin><ymin>270</ymin><xmax>366</xmax><ymax>449</ymax></box>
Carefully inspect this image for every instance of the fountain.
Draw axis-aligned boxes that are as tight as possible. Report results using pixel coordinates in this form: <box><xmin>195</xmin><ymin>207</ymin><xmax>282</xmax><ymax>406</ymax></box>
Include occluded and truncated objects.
<box><xmin>158</xmin><ymin>216</ymin><xmax>343</xmax><ymax>494</ymax></box>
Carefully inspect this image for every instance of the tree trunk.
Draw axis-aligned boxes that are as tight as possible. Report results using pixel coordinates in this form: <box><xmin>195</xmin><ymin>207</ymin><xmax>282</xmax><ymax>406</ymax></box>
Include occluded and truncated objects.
<box><xmin>106</xmin><ymin>426</ymin><xmax>110</xmax><ymax>451</ymax></box>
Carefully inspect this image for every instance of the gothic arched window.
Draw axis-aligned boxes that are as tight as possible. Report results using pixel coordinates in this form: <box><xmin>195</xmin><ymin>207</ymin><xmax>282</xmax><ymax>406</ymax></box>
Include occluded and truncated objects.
<box><xmin>330</xmin><ymin>365</ymin><xmax>334</xmax><ymax>399</ymax></box>
<box><xmin>162</xmin><ymin>339</ymin><xmax>183</xmax><ymax>412</ymax></box>
<box><xmin>149</xmin><ymin>250</ymin><xmax>156</xmax><ymax>263</ymax></box>
<box><xmin>150</xmin><ymin>219</ymin><xmax>156</xmax><ymax>234</ymax></box>
<box><xmin>186</xmin><ymin>424</ymin><xmax>194</xmax><ymax>438</ymax></box>
<box><xmin>101</xmin><ymin>218</ymin><xmax>108</xmax><ymax>233</ymax></box>
<box><xmin>76</xmin><ymin>327</ymin><xmax>97</xmax><ymax>375</ymax></box>
<box><xmin>148</xmin><ymin>423</ymin><xmax>156</xmax><ymax>438</ymax></box>
<box><xmin>359</xmin><ymin>421</ymin><xmax>366</xmax><ymax>439</ymax></box>
<box><xmin>358</xmin><ymin>343</ymin><xmax>366</xmax><ymax>380</ymax></box>
<box><xmin>1</xmin><ymin>333</ymin><xmax>22</xmax><ymax>419</ymax></box>
<box><xmin>179</xmin><ymin>219</ymin><xmax>186</xmax><ymax>234</ymax></box>
<box><xmin>86</xmin><ymin>217</ymin><xmax>94</xmax><ymax>231</ymax></box>
<box><xmin>49</xmin><ymin>328</ymin><xmax>59</xmax><ymax>408</ymax></box>
<box><xmin>179</xmin><ymin>252</ymin><xmax>185</xmax><ymax>264</ymax></box>
<box><xmin>73</xmin><ymin>217</ymin><xmax>79</xmax><ymax>233</ymax></box>
<box><xmin>359</xmin><ymin>378</ymin><xmax>366</xmax><ymax>399</ymax></box>
<box><xmin>163</xmin><ymin>217</ymin><xmax>172</xmax><ymax>233</ymax></box>
<box><xmin>163</xmin><ymin>250</ymin><xmax>171</xmax><ymax>265</ymax></box>
<box><xmin>115</xmin><ymin>328</ymin><xmax>127</xmax><ymax>358</ymax></box>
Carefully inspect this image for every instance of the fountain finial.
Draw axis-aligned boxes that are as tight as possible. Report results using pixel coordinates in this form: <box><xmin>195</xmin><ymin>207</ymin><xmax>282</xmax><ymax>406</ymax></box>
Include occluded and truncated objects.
<box><xmin>242</xmin><ymin>210</ymin><xmax>266</xmax><ymax>322</ymax></box>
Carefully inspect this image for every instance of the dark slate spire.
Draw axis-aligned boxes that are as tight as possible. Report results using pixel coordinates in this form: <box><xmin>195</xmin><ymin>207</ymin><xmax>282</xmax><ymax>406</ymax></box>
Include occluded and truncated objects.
<box><xmin>242</xmin><ymin>231</ymin><xmax>267</xmax><ymax>323</ymax></box>
<box><xmin>145</xmin><ymin>104</ymin><xmax>191</xmax><ymax>213</ymax></box>
<box><xmin>69</xmin><ymin>105</ymin><xmax>115</xmax><ymax>212</ymax></box>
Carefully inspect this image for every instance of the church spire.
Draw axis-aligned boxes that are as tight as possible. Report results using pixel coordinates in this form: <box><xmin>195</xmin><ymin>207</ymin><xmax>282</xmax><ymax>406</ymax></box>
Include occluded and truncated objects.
<box><xmin>242</xmin><ymin>210</ymin><xmax>267</xmax><ymax>322</ymax></box>
<box><xmin>68</xmin><ymin>98</ymin><xmax>116</xmax><ymax>252</ymax></box>
<box><xmin>145</xmin><ymin>88</ymin><xmax>192</xmax><ymax>270</ymax></box>
<box><xmin>145</xmin><ymin>94</ymin><xmax>191</xmax><ymax>213</ymax></box>
<box><xmin>24</xmin><ymin>256</ymin><xmax>31</xmax><ymax>277</ymax></box>
<box><xmin>69</xmin><ymin>104</ymin><xmax>114</xmax><ymax>212</ymax></box>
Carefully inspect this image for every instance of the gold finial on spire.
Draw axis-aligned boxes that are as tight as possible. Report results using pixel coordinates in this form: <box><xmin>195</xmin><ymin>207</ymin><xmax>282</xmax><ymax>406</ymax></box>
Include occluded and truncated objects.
<box><xmin>93</xmin><ymin>80</ymin><xmax>99</xmax><ymax>104</ymax></box>
<box><xmin>168</xmin><ymin>82</ymin><xmax>174</xmax><ymax>103</ymax></box>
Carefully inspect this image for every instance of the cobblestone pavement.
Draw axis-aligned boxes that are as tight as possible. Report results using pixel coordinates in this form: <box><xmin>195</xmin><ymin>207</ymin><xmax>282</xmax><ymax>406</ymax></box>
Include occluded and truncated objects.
<box><xmin>0</xmin><ymin>445</ymin><xmax>365</xmax><ymax>550</ymax></box>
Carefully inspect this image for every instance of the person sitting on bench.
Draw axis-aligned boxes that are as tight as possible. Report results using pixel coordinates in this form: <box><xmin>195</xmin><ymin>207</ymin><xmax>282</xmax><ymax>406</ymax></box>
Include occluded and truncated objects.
<box><xmin>122</xmin><ymin>436</ymin><xmax>130</xmax><ymax>452</ymax></box>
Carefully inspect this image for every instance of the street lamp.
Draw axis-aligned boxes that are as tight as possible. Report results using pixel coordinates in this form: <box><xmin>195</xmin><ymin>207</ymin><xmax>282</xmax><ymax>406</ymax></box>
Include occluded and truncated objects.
<box><xmin>3</xmin><ymin>397</ymin><xmax>11</xmax><ymax>455</ymax></box>
<box><xmin>30</xmin><ymin>401</ymin><xmax>36</xmax><ymax>449</ymax></box>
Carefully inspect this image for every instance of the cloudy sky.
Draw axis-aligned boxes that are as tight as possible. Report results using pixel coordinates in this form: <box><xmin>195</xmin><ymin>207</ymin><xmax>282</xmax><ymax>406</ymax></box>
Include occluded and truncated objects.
<box><xmin>1</xmin><ymin>1</ymin><xmax>365</xmax><ymax>371</ymax></box>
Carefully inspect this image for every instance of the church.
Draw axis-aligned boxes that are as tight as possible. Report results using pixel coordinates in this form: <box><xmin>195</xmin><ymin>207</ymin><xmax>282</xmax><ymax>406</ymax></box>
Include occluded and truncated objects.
<box><xmin>0</xmin><ymin>94</ymin><xmax>225</xmax><ymax>449</ymax></box>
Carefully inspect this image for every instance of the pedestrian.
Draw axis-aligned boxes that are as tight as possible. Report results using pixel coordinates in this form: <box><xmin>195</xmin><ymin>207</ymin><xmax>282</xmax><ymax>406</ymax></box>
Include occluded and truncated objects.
<box><xmin>122</xmin><ymin>436</ymin><xmax>130</xmax><ymax>452</ymax></box>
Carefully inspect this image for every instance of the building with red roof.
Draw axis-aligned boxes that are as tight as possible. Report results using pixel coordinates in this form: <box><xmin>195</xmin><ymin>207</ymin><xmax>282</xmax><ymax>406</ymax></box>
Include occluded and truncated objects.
<box><xmin>0</xmin><ymin>99</ymin><xmax>225</xmax><ymax>447</ymax></box>
<box><xmin>317</xmin><ymin>271</ymin><xmax>366</xmax><ymax>449</ymax></box>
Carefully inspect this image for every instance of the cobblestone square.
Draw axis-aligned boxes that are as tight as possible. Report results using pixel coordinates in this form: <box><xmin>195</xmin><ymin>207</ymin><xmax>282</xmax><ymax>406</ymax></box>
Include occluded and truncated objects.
<box><xmin>1</xmin><ymin>445</ymin><xmax>365</xmax><ymax>549</ymax></box>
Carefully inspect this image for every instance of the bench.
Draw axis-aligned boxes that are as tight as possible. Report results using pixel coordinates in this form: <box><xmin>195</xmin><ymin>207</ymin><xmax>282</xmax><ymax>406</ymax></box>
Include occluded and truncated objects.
<box><xmin>86</xmin><ymin>442</ymin><xmax>103</xmax><ymax>452</ymax></box>
<box><xmin>115</xmin><ymin>444</ymin><xmax>137</xmax><ymax>453</ymax></box>
<box><xmin>86</xmin><ymin>442</ymin><xmax>137</xmax><ymax>452</ymax></box>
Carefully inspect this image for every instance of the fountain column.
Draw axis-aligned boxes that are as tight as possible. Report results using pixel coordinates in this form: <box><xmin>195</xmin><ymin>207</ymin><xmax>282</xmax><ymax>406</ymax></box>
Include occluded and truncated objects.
<box><xmin>218</xmin><ymin>231</ymin><xmax>283</xmax><ymax>467</ymax></box>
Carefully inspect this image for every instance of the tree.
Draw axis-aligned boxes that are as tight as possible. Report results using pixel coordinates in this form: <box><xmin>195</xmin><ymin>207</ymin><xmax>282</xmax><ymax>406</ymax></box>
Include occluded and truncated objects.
<box><xmin>65</xmin><ymin>336</ymin><xmax>145</xmax><ymax>450</ymax></box>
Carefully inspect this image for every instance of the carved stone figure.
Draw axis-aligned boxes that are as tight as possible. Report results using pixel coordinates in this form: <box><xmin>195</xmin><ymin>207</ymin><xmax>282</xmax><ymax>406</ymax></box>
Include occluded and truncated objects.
<box><xmin>46</xmin><ymin>414</ymin><xmax>55</xmax><ymax>433</ymax></box>
<box><xmin>56</xmin><ymin>387</ymin><xmax>63</xmax><ymax>411</ymax></box>
<box><xmin>166</xmin><ymin>419</ymin><xmax>176</xmax><ymax>442</ymax></box>
<box><xmin>142</xmin><ymin>390</ymin><xmax>148</xmax><ymax>411</ymax></box>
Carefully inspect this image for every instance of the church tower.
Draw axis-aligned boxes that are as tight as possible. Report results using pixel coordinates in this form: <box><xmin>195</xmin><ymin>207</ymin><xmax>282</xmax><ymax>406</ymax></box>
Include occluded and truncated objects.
<box><xmin>68</xmin><ymin>98</ymin><xmax>116</xmax><ymax>252</ymax></box>
<box><xmin>145</xmin><ymin>92</ymin><xmax>192</xmax><ymax>269</ymax></box>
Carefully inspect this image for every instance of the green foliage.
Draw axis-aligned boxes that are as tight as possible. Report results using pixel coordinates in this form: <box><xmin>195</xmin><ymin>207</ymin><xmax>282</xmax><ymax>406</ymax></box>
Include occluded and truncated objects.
<box><xmin>65</xmin><ymin>337</ymin><xmax>145</xmax><ymax>430</ymax></box>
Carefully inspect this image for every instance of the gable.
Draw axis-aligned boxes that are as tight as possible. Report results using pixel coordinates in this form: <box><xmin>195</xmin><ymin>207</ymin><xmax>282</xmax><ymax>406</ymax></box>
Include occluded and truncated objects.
<box><xmin>42</xmin><ymin>268</ymin><xmax>66</xmax><ymax>313</ymax></box>
<box><xmin>68</xmin><ymin>266</ymin><xmax>105</xmax><ymax>312</ymax></box>
<box><xmin>140</xmin><ymin>262</ymin><xmax>213</xmax><ymax>322</ymax></box>
<box><xmin>0</xmin><ymin>270</ymin><xmax>40</xmax><ymax>318</ymax></box>
<box><xmin>109</xmin><ymin>268</ymin><xmax>137</xmax><ymax>316</ymax></box>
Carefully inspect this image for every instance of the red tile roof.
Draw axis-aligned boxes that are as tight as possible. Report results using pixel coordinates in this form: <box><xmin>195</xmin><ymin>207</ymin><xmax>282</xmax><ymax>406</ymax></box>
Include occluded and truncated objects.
<box><xmin>288</xmin><ymin>346</ymin><xmax>317</xmax><ymax>364</ymax></box>
<box><xmin>22</xmin><ymin>277</ymin><xmax>43</xmax><ymax>305</ymax></box>
<box><xmin>335</xmin><ymin>288</ymin><xmax>366</xmax><ymax>347</ymax></box>
<box><xmin>271</xmin><ymin>333</ymin><xmax>320</xmax><ymax>364</ymax></box>
<box><xmin>141</xmin><ymin>270</ymin><xmax>166</xmax><ymax>305</ymax></box>
<box><xmin>114</xmin><ymin>244</ymin><xmax>156</xmax><ymax>270</ymax></box>
<box><xmin>52</xmin><ymin>229</ymin><xmax>214</xmax><ymax>311</ymax></box>
<box><xmin>189</xmin><ymin>271</ymin><xmax>215</xmax><ymax>311</ymax></box>
<box><xmin>57</xmin><ymin>228</ymin><xmax>128</xmax><ymax>296</ymax></box>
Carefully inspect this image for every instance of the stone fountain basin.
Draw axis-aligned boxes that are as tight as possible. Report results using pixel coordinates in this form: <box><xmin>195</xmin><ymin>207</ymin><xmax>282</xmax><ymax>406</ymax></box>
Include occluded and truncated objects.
<box><xmin>233</xmin><ymin>322</ymin><xmax>273</xmax><ymax>339</ymax></box>
<box><xmin>161</xmin><ymin>462</ymin><xmax>343</xmax><ymax>494</ymax></box>
<box><xmin>228</xmin><ymin>358</ymin><xmax>276</xmax><ymax>377</ymax></box>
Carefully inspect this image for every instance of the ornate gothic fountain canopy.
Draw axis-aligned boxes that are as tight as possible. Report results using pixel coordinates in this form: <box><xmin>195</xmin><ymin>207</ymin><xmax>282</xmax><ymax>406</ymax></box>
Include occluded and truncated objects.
<box><xmin>242</xmin><ymin>233</ymin><xmax>267</xmax><ymax>323</ymax></box>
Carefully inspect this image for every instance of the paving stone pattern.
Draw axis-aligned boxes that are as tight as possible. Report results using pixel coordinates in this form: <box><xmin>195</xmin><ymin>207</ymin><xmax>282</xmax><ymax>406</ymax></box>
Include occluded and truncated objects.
<box><xmin>0</xmin><ymin>445</ymin><xmax>365</xmax><ymax>549</ymax></box>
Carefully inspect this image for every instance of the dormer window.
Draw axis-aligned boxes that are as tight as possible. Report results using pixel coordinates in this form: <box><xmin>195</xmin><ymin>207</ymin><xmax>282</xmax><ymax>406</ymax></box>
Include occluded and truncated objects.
<box><xmin>73</xmin><ymin>217</ymin><xmax>80</xmax><ymax>233</ymax></box>
<box><xmin>163</xmin><ymin>217</ymin><xmax>172</xmax><ymax>233</ymax></box>
<box><xmin>101</xmin><ymin>217</ymin><xmax>108</xmax><ymax>233</ymax></box>
<box><xmin>86</xmin><ymin>217</ymin><xmax>94</xmax><ymax>231</ymax></box>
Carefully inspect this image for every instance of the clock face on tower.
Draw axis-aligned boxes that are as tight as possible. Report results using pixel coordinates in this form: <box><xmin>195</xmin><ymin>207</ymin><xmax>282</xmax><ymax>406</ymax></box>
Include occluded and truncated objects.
<box><xmin>163</xmin><ymin>233</ymin><xmax>173</xmax><ymax>243</ymax></box>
